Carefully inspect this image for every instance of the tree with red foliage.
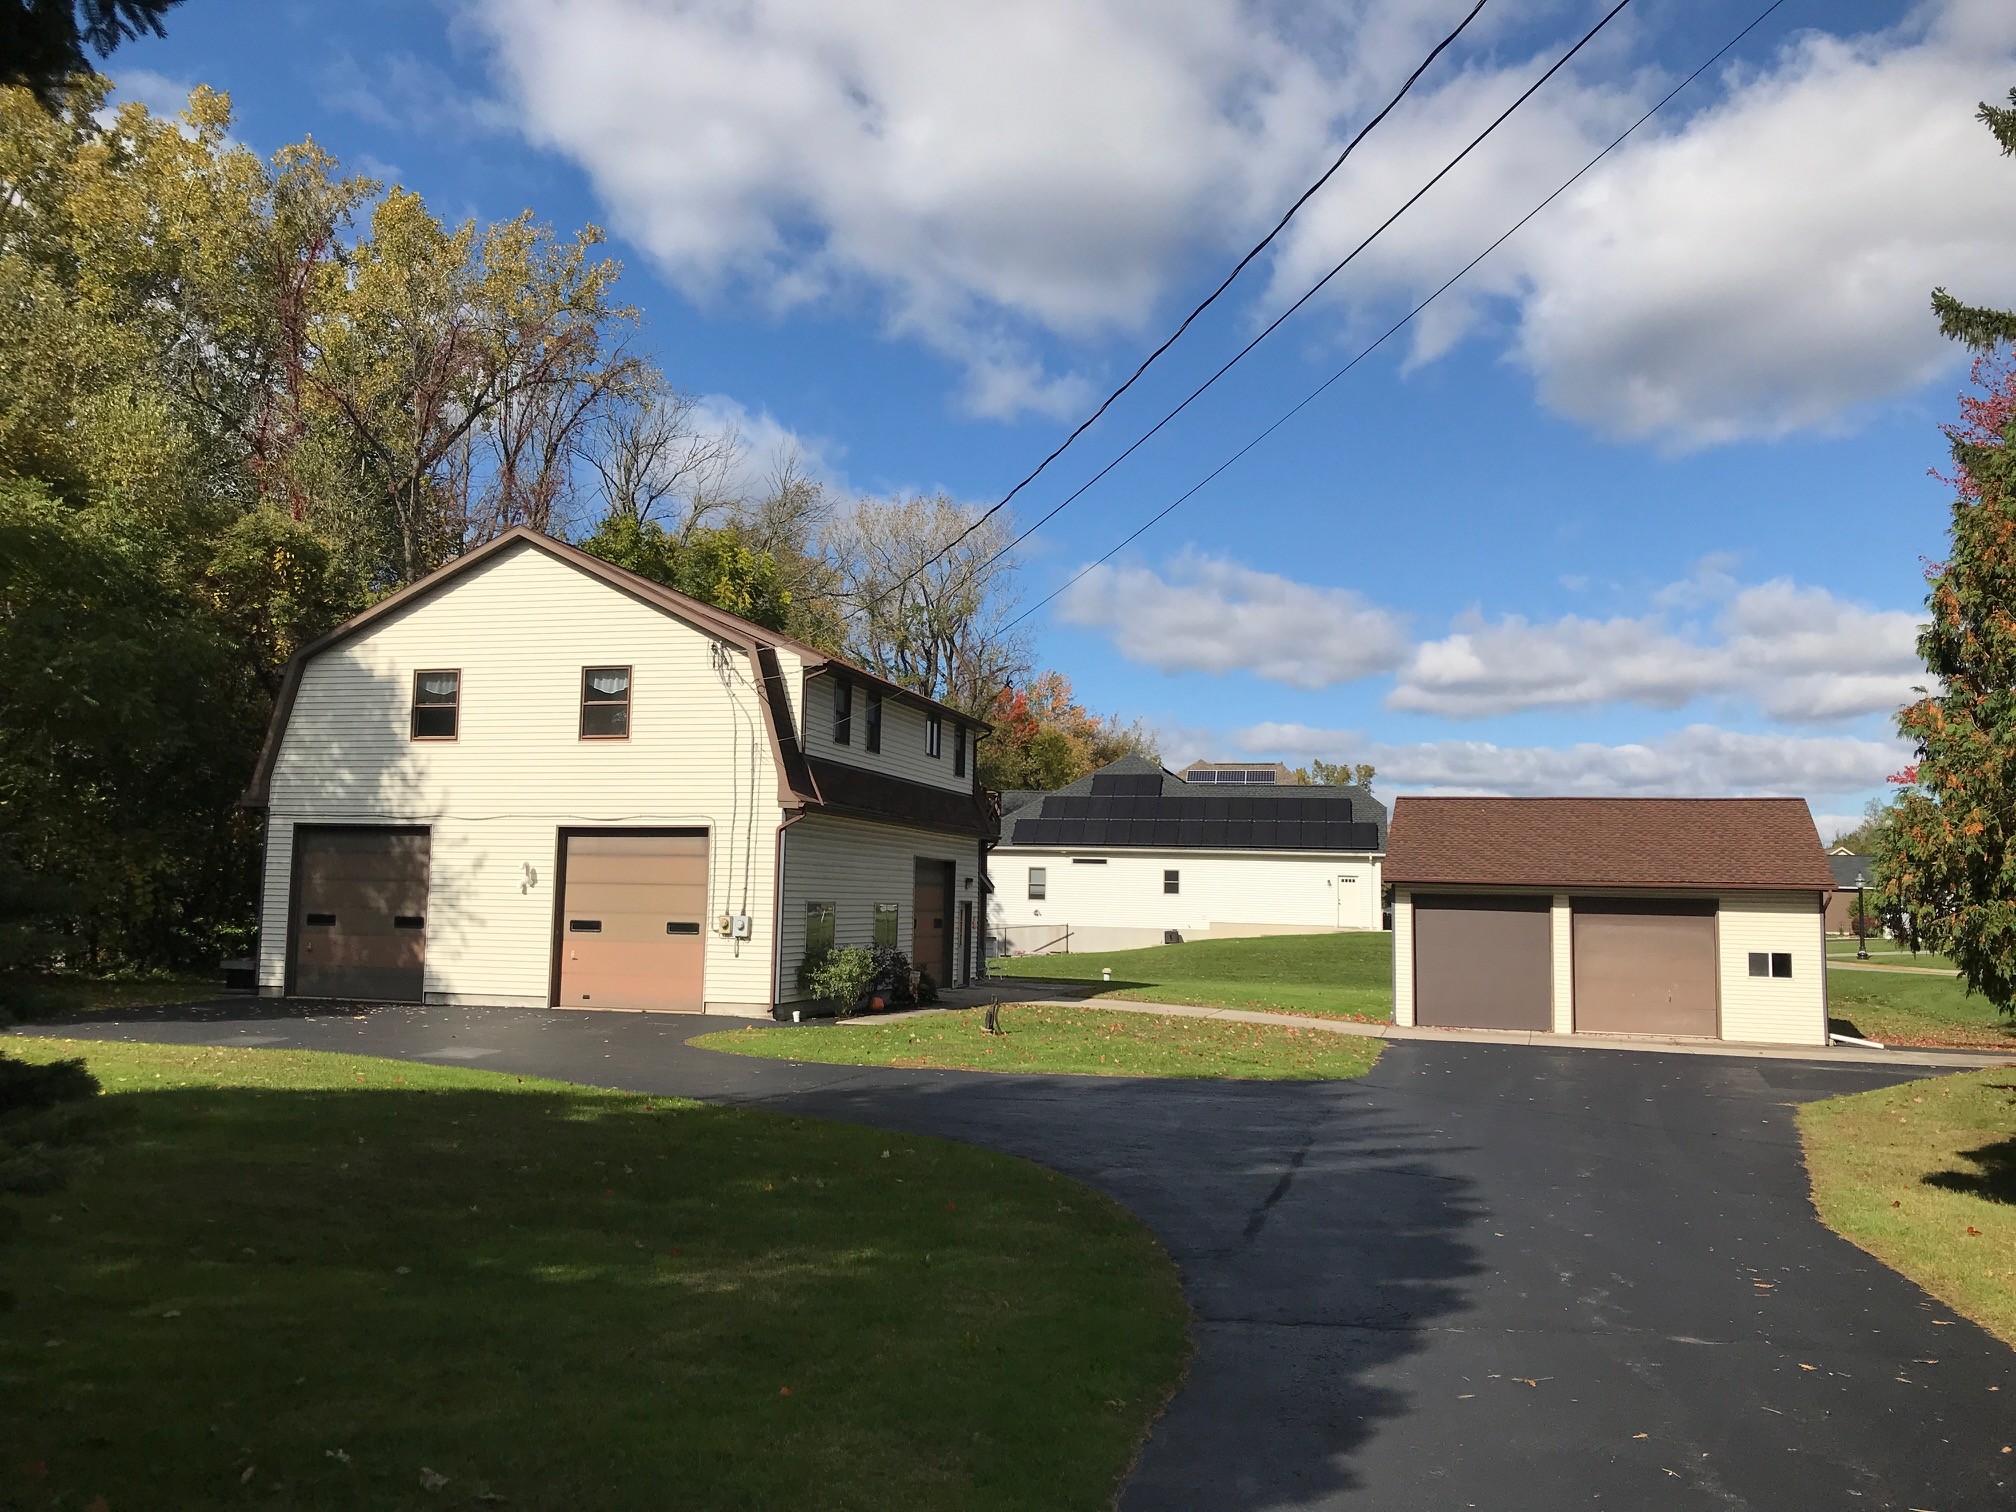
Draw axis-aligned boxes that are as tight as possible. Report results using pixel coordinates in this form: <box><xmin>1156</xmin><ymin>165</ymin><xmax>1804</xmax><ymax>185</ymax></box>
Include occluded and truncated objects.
<box><xmin>978</xmin><ymin>671</ymin><xmax>1157</xmax><ymax>792</ymax></box>
<box><xmin>1882</xmin><ymin>88</ymin><xmax>2016</xmax><ymax>1016</ymax></box>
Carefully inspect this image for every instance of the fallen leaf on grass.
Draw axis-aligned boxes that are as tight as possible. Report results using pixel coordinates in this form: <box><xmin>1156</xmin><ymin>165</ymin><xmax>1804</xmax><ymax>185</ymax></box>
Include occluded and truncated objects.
<box><xmin>240</xmin><ymin>1467</ymin><xmax>256</xmax><ymax>1484</ymax></box>
<box><xmin>1799</xmin><ymin>1364</ymin><xmax>1818</xmax><ymax>1371</ymax></box>
<box><xmin>420</xmin><ymin>1467</ymin><xmax>449</xmax><ymax>1491</ymax></box>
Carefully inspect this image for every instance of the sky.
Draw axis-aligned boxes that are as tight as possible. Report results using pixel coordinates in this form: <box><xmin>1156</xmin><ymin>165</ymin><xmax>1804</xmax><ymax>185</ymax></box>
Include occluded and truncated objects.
<box><xmin>108</xmin><ymin>0</ymin><xmax>2016</xmax><ymax>837</ymax></box>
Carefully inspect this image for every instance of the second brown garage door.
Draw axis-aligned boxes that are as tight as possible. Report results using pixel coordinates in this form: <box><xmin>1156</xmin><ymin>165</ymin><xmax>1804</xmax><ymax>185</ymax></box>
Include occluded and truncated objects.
<box><xmin>1572</xmin><ymin>899</ymin><xmax>1718</xmax><ymax>1037</ymax></box>
<box><xmin>556</xmin><ymin>832</ymin><xmax>708</xmax><ymax>1011</ymax></box>
<box><xmin>1413</xmin><ymin>894</ymin><xmax>1552</xmax><ymax>1031</ymax></box>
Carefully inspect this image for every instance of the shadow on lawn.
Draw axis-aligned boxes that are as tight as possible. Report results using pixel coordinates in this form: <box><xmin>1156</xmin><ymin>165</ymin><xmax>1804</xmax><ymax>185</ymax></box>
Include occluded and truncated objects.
<box><xmin>767</xmin><ymin>1057</ymin><xmax>1482</xmax><ymax>1510</ymax></box>
<box><xmin>1923</xmin><ymin>1084</ymin><xmax>2016</xmax><ymax>1205</ymax></box>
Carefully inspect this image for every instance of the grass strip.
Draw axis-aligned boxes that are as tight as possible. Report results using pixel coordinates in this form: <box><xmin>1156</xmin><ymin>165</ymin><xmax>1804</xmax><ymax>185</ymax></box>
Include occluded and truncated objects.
<box><xmin>0</xmin><ymin>1038</ymin><xmax>1190</xmax><ymax>1510</ymax></box>
<box><xmin>1826</xmin><ymin>969</ymin><xmax>2016</xmax><ymax>1050</ymax></box>
<box><xmin>1800</xmin><ymin>1068</ymin><xmax>2016</xmax><ymax>1348</ymax></box>
<box><xmin>991</xmin><ymin>933</ymin><xmax>1394</xmax><ymax>1024</ymax></box>
<box><xmin>699</xmin><ymin>1004</ymin><xmax>1382</xmax><ymax>1080</ymax></box>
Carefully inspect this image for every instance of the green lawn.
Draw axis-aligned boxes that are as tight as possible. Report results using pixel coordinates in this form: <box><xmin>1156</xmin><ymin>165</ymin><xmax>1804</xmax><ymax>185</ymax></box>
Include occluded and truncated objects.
<box><xmin>1801</xmin><ymin>1068</ymin><xmax>2016</xmax><ymax>1348</ymax></box>
<box><xmin>0</xmin><ymin>972</ymin><xmax>219</xmax><ymax>1022</ymax></box>
<box><xmin>1826</xmin><ymin>967</ymin><xmax>2016</xmax><ymax>1050</ymax></box>
<box><xmin>990</xmin><ymin>933</ymin><xmax>1393</xmax><ymax>1023</ymax></box>
<box><xmin>698</xmin><ymin>1005</ymin><xmax>1383</xmax><ymax>1080</ymax></box>
<box><xmin>0</xmin><ymin>1039</ymin><xmax>1190</xmax><ymax>1510</ymax></box>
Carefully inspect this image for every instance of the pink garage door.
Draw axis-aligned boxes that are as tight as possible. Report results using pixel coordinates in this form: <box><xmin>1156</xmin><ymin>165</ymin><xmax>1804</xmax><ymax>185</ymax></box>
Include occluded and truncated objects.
<box><xmin>557</xmin><ymin>832</ymin><xmax>708</xmax><ymax>1012</ymax></box>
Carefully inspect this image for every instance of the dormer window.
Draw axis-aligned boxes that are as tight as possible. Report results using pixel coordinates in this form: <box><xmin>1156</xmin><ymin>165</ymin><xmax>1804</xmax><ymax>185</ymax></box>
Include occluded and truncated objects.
<box><xmin>832</xmin><ymin>678</ymin><xmax>853</xmax><ymax>745</ymax></box>
<box><xmin>927</xmin><ymin>712</ymin><xmax>942</xmax><ymax>758</ymax></box>
<box><xmin>865</xmin><ymin>689</ymin><xmax>883</xmax><ymax>753</ymax></box>
<box><xmin>411</xmin><ymin>670</ymin><xmax>459</xmax><ymax>740</ymax></box>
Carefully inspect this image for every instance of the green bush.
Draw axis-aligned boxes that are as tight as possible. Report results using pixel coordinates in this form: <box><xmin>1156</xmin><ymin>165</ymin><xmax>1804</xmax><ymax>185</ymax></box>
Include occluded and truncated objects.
<box><xmin>802</xmin><ymin>947</ymin><xmax>877</xmax><ymax>1016</ymax></box>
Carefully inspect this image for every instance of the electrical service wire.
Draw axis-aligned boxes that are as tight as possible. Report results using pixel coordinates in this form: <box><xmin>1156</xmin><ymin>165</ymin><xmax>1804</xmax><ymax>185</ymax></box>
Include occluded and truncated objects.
<box><xmin>1003</xmin><ymin>0</ymin><xmax>1796</xmax><ymax>634</ymax></box>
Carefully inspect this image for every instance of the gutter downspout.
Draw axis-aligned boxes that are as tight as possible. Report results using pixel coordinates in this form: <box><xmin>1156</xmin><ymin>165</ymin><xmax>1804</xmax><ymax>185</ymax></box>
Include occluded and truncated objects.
<box><xmin>771</xmin><ymin>809</ymin><xmax>808</xmax><ymax>1018</ymax></box>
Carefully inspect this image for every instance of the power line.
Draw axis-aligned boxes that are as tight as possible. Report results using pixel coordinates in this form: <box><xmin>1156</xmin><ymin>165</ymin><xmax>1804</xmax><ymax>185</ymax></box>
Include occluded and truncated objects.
<box><xmin>1005</xmin><ymin>0</ymin><xmax>1794</xmax><ymax>634</ymax></box>
<box><xmin>958</xmin><ymin>0</ymin><xmax>1636</xmax><ymax>589</ymax></box>
<box><xmin>860</xmin><ymin>0</ymin><xmax>1493</xmax><ymax>614</ymax></box>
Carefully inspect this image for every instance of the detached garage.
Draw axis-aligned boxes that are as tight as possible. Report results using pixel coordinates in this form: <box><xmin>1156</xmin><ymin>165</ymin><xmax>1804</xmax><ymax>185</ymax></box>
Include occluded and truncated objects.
<box><xmin>1386</xmin><ymin>797</ymin><xmax>1835</xmax><ymax>1047</ymax></box>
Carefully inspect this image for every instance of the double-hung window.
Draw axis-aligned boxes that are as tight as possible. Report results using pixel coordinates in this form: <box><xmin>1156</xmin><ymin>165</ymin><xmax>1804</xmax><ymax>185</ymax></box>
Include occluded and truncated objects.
<box><xmin>953</xmin><ymin>724</ymin><xmax>967</xmax><ymax>777</ymax></box>
<box><xmin>806</xmin><ymin>901</ymin><xmax>836</xmax><ymax>958</ymax></box>
<box><xmin>832</xmin><ymin>679</ymin><xmax>853</xmax><ymax>745</ymax></box>
<box><xmin>580</xmin><ymin>667</ymin><xmax>631</xmax><ymax>738</ymax></box>
<box><xmin>1028</xmin><ymin>866</ymin><xmax>1046</xmax><ymax>900</ymax></box>
<box><xmin>873</xmin><ymin>903</ymin><xmax>900</xmax><ymax>947</ymax></box>
<box><xmin>865</xmin><ymin>689</ymin><xmax>883</xmax><ymax>753</ymax></box>
<box><xmin>411</xmin><ymin>670</ymin><xmax>460</xmax><ymax>740</ymax></box>
<box><xmin>927</xmin><ymin>712</ymin><xmax>942</xmax><ymax>758</ymax></box>
<box><xmin>1164</xmin><ymin>870</ymin><xmax>1181</xmax><ymax>895</ymax></box>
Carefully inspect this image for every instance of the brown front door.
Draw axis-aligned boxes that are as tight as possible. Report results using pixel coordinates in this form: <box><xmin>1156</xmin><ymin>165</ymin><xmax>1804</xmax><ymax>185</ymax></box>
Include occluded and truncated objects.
<box><xmin>912</xmin><ymin>859</ymin><xmax>954</xmax><ymax>984</ymax></box>
<box><xmin>289</xmin><ymin>827</ymin><xmax>430</xmax><ymax>1001</ymax></box>
<box><xmin>557</xmin><ymin>832</ymin><xmax>708</xmax><ymax>1011</ymax></box>
<box><xmin>1413</xmin><ymin>894</ymin><xmax>1551</xmax><ymax>1031</ymax></box>
<box><xmin>1572</xmin><ymin>899</ymin><xmax>1718</xmax><ymax>1037</ymax></box>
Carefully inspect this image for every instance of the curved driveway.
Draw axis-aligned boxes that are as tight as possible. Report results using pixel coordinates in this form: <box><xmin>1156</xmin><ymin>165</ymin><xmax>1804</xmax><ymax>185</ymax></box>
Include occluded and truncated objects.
<box><xmin>22</xmin><ymin>1003</ymin><xmax>2014</xmax><ymax>1510</ymax></box>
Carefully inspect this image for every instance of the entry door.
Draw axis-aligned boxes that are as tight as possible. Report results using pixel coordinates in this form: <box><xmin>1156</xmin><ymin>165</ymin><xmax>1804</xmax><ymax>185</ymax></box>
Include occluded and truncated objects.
<box><xmin>558</xmin><ymin>832</ymin><xmax>708</xmax><ymax>1011</ymax></box>
<box><xmin>1336</xmin><ymin>874</ymin><xmax>1365</xmax><ymax>927</ymax></box>
<box><xmin>912</xmin><ymin>859</ymin><xmax>954</xmax><ymax>983</ymax></box>
<box><xmin>1572</xmin><ymin>900</ymin><xmax>1718</xmax><ymax>1037</ymax></box>
<box><xmin>289</xmin><ymin>827</ymin><xmax>430</xmax><ymax>1001</ymax></box>
<box><xmin>1412</xmin><ymin>894</ymin><xmax>1551</xmax><ymax>1031</ymax></box>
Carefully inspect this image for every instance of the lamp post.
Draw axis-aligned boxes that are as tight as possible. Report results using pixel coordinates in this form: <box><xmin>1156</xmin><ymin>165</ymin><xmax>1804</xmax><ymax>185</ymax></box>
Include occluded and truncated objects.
<box><xmin>1855</xmin><ymin>882</ymin><xmax>1869</xmax><ymax>960</ymax></box>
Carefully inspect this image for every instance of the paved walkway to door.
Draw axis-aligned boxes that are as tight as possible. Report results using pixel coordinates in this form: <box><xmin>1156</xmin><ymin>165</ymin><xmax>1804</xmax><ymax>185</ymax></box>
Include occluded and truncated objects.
<box><xmin>14</xmin><ymin>1002</ymin><xmax>2013</xmax><ymax>1509</ymax></box>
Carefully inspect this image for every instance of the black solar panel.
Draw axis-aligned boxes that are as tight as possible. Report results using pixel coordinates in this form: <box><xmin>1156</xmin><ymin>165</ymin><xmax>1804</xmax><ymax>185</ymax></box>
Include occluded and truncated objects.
<box><xmin>1090</xmin><ymin>773</ymin><xmax>1162</xmax><ymax>795</ymax></box>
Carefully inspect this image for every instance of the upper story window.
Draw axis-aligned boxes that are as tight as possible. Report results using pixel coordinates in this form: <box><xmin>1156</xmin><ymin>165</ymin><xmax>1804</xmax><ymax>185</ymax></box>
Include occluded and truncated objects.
<box><xmin>865</xmin><ymin>689</ymin><xmax>883</xmax><ymax>753</ymax></box>
<box><xmin>1027</xmin><ymin>866</ymin><xmax>1046</xmax><ymax>900</ymax></box>
<box><xmin>1164</xmin><ymin>870</ymin><xmax>1181</xmax><ymax>895</ymax></box>
<box><xmin>411</xmin><ymin>670</ymin><xmax>460</xmax><ymax>740</ymax></box>
<box><xmin>832</xmin><ymin>678</ymin><xmax>853</xmax><ymax>745</ymax></box>
<box><xmin>953</xmin><ymin>723</ymin><xmax>967</xmax><ymax>777</ymax></box>
<box><xmin>927</xmin><ymin>712</ymin><xmax>942</xmax><ymax>758</ymax></box>
<box><xmin>580</xmin><ymin>667</ymin><xmax>631</xmax><ymax>738</ymax></box>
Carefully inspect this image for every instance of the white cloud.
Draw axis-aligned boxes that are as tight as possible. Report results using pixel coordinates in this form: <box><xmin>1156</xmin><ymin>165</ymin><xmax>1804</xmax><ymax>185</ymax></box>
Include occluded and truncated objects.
<box><xmin>685</xmin><ymin>394</ymin><xmax>848</xmax><ymax>499</ymax></box>
<box><xmin>1390</xmin><ymin>572</ymin><xmax>1924</xmax><ymax>723</ymax></box>
<box><xmin>1269</xmin><ymin>0</ymin><xmax>2016</xmax><ymax>447</ymax></box>
<box><xmin>1056</xmin><ymin>551</ymin><xmax>1409</xmax><ymax>689</ymax></box>
<box><xmin>1240</xmin><ymin>721</ymin><xmax>1910</xmax><ymax>800</ymax></box>
<box><xmin>461</xmin><ymin>1</ymin><xmax>2016</xmax><ymax>441</ymax></box>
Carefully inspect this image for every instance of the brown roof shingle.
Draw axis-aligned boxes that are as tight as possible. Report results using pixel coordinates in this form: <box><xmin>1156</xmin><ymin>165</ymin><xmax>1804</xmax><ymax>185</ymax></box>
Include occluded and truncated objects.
<box><xmin>1383</xmin><ymin>797</ymin><xmax>1833</xmax><ymax>891</ymax></box>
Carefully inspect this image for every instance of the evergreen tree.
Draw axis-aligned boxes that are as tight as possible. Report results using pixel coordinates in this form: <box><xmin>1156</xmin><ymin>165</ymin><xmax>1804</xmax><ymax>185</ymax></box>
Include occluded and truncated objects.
<box><xmin>1883</xmin><ymin>85</ymin><xmax>2016</xmax><ymax>1015</ymax></box>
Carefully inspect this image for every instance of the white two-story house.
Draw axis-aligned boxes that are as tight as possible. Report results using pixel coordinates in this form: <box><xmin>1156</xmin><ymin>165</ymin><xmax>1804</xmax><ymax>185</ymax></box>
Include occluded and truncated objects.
<box><xmin>241</xmin><ymin>528</ymin><xmax>992</xmax><ymax>1016</ymax></box>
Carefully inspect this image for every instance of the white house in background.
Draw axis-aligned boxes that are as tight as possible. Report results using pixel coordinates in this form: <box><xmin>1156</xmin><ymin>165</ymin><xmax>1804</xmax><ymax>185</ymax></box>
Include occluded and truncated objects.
<box><xmin>989</xmin><ymin>755</ymin><xmax>1388</xmax><ymax>956</ymax></box>
<box><xmin>241</xmin><ymin>528</ymin><xmax>993</xmax><ymax>1017</ymax></box>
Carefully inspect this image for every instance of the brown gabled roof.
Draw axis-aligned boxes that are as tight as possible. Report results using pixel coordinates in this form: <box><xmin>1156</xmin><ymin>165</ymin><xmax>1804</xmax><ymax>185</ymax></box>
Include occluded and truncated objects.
<box><xmin>239</xmin><ymin>528</ymin><xmax>993</xmax><ymax>838</ymax></box>
<box><xmin>1383</xmin><ymin>796</ymin><xmax>1833</xmax><ymax>892</ymax></box>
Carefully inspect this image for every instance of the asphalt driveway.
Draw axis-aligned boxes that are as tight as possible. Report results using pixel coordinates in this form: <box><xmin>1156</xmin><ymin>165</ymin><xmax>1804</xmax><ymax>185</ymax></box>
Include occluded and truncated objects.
<box><xmin>17</xmin><ymin>1002</ymin><xmax>2013</xmax><ymax>1510</ymax></box>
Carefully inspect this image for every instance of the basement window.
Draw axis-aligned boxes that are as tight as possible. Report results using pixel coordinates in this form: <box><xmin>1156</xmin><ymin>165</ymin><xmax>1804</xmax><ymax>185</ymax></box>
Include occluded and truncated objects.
<box><xmin>410</xmin><ymin>669</ymin><xmax>460</xmax><ymax>740</ymax></box>
<box><xmin>580</xmin><ymin>667</ymin><xmax>631</xmax><ymax>738</ymax></box>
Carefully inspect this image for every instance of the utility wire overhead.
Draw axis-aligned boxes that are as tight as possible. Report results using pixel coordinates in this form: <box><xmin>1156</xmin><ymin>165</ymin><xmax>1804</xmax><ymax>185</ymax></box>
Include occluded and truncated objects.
<box><xmin>1005</xmin><ymin>0</ymin><xmax>1794</xmax><ymax>635</ymax></box>
<box><xmin>862</xmin><ymin>0</ymin><xmax>1493</xmax><ymax>613</ymax></box>
<box><xmin>956</xmin><ymin>0</ymin><xmax>1637</xmax><ymax>593</ymax></box>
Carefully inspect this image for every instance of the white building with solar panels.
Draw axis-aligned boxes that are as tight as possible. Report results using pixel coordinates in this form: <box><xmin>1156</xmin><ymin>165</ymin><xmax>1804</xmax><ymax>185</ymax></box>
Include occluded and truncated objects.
<box><xmin>989</xmin><ymin>755</ymin><xmax>1388</xmax><ymax>957</ymax></box>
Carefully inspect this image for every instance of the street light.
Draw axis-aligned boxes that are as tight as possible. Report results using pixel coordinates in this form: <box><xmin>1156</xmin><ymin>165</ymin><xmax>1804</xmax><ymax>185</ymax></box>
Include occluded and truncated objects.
<box><xmin>1855</xmin><ymin>882</ymin><xmax>1869</xmax><ymax>960</ymax></box>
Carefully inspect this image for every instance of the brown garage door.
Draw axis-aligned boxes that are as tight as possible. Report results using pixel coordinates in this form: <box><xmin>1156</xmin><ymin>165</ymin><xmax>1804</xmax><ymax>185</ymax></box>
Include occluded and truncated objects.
<box><xmin>1572</xmin><ymin>899</ymin><xmax>1717</xmax><ymax>1037</ymax></box>
<box><xmin>912</xmin><ymin>859</ymin><xmax>954</xmax><ymax>983</ymax></box>
<box><xmin>289</xmin><ymin>827</ymin><xmax>430</xmax><ymax>1001</ymax></box>
<box><xmin>1413</xmin><ymin>894</ymin><xmax>1551</xmax><ymax>1031</ymax></box>
<box><xmin>557</xmin><ymin>832</ymin><xmax>708</xmax><ymax>1011</ymax></box>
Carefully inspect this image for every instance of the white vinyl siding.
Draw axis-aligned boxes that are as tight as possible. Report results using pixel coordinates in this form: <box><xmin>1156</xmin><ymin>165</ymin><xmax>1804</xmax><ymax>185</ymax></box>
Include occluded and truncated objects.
<box><xmin>1392</xmin><ymin>890</ymin><xmax>1414</xmax><ymax>1026</ymax></box>
<box><xmin>799</xmin><ymin>674</ymin><xmax>970</xmax><ymax>793</ymax></box>
<box><xmin>777</xmin><ymin>814</ymin><xmax>980</xmax><ymax>998</ymax></box>
<box><xmin>1717</xmin><ymin>890</ymin><xmax>1828</xmax><ymax>1046</ymax></box>
<box><xmin>257</xmin><ymin>541</ymin><xmax>784</xmax><ymax>1013</ymax></box>
<box><xmin>991</xmin><ymin>847</ymin><xmax>1382</xmax><ymax>954</ymax></box>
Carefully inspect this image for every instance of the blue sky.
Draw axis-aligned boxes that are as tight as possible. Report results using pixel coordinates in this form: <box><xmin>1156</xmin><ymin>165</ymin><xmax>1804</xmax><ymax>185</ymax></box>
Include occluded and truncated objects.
<box><xmin>111</xmin><ymin>0</ymin><xmax>2016</xmax><ymax>834</ymax></box>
